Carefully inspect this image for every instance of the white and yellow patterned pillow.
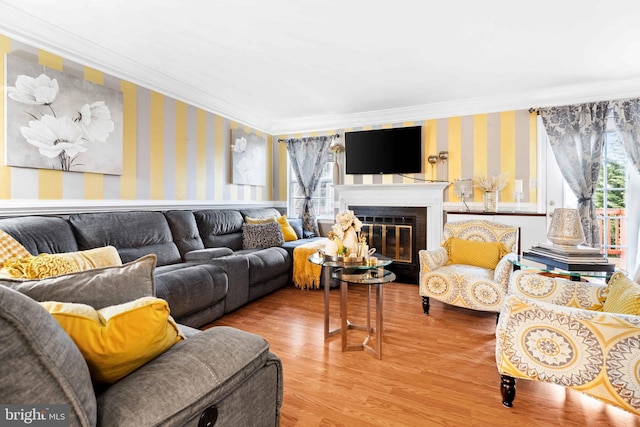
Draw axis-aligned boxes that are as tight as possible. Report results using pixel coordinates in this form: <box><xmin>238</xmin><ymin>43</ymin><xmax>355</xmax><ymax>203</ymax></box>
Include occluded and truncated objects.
<box><xmin>602</xmin><ymin>272</ymin><xmax>640</xmax><ymax>316</ymax></box>
<box><xmin>0</xmin><ymin>230</ymin><xmax>31</xmax><ymax>266</ymax></box>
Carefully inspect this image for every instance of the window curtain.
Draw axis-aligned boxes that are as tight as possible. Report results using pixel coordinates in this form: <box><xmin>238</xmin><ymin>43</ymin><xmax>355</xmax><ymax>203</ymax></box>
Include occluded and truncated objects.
<box><xmin>611</xmin><ymin>97</ymin><xmax>640</xmax><ymax>174</ymax></box>
<box><xmin>539</xmin><ymin>102</ymin><xmax>609</xmax><ymax>246</ymax></box>
<box><xmin>282</xmin><ymin>136</ymin><xmax>334</xmax><ymax>235</ymax></box>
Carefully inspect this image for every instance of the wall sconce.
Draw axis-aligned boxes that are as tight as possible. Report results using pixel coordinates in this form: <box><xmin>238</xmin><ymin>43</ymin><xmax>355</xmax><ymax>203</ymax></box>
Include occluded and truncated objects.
<box><xmin>427</xmin><ymin>151</ymin><xmax>449</xmax><ymax>181</ymax></box>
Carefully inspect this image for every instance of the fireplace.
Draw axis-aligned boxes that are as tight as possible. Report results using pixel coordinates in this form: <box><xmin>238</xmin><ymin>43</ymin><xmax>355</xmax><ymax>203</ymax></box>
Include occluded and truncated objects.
<box><xmin>335</xmin><ymin>183</ymin><xmax>448</xmax><ymax>284</ymax></box>
<box><xmin>351</xmin><ymin>206</ymin><xmax>426</xmax><ymax>284</ymax></box>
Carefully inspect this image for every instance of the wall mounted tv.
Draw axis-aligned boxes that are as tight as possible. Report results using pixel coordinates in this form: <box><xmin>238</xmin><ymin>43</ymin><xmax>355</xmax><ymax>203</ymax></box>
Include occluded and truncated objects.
<box><xmin>345</xmin><ymin>126</ymin><xmax>422</xmax><ymax>175</ymax></box>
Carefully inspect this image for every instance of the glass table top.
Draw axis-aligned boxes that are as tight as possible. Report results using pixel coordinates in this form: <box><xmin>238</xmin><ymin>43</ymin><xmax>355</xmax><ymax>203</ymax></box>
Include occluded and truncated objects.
<box><xmin>308</xmin><ymin>253</ymin><xmax>393</xmax><ymax>269</ymax></box>
<box><xmin>332</xmin><ymin>268</ymin><xmax>396</xmax><ymax>285</ymax></box>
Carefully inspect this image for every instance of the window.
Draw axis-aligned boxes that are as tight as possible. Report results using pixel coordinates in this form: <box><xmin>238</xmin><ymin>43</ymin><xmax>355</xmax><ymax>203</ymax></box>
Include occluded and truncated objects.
<box><xmin>563</xmin><ymin>115</ymin><xmax>631</xmax><ymax>270</ymax></box>
<box><xmin>288</xmin><ymin>160</ymin><xmax>335</xmax><ymax>218</ymax></box>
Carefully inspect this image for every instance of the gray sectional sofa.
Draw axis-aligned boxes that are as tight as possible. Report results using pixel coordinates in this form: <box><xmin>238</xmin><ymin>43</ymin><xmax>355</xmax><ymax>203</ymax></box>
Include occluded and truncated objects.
<box><xmin>0</xmin><ymin>206</ymin><xmax>320</xmax><ymax>426</ymax></box>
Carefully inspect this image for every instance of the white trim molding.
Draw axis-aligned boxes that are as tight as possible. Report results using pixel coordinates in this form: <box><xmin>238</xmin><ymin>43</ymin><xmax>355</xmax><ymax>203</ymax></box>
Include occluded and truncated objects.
<box><xmin>0</xmin><ymin>200</ymin><xmax>287</xmax><ymax>217</ymax></box>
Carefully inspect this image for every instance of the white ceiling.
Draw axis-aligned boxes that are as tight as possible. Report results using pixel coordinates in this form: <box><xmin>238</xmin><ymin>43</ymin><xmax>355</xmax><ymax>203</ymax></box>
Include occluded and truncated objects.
<box><xmin>2</xmin><ymin>0</ymin><xmax>640</xmax><ymax>134</ymax></box>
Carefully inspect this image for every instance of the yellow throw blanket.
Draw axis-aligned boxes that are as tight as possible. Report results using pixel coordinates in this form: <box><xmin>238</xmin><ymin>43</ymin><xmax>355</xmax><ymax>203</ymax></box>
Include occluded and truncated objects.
<box><xmin>292</xmin><ymin>239</ymin><xmax>329</xmax><ymax>290</ymax></box>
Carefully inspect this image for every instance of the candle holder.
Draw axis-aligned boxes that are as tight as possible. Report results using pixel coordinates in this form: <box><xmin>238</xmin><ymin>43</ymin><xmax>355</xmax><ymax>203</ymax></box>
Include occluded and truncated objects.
<box><xmin>513</xmin><ymin>192</ymin><xmax>523</xmax><ymax>212</ymax></box>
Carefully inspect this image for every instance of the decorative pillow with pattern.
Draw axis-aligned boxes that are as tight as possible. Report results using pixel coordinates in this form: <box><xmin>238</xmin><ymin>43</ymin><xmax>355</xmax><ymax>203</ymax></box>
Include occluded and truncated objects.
<box><xmin>3</xmin><ymin>246</ymin><xmax>122</xmax><ymax>279</ymax></box>
<box><xmin>242</xmin><ymin>222</ymin><xmax>284</xmax><ymax>249</ymax></box>
<box><xmin>0</xmin><ymin>230</ymin><xmax>31</xmax><ymax>266</ymax></box>
<box><xmin>602</xmin><ymin>271</ymin><xmax>640</xmax><ymax>315</ymax></box>
<box><xmin>443</xmin><ymin>237</ymin><xmax>508</xmax><ymax>269</ymax></box>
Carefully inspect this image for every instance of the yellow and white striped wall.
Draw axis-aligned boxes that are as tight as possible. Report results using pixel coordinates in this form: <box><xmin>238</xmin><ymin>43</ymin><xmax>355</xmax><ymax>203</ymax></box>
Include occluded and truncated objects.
<box><xmin>0</xmin><ymin>34</ymin><xmax>283</xmax><ymax>210</ymax></box>
<box><xmin>280</xmin><ymin>111</ymin><xmax>538</xmax><ymax>204</ymax></box>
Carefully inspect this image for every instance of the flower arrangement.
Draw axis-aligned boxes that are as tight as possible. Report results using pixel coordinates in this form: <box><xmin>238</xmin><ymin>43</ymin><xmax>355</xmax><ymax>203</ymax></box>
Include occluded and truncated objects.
<box><xmin>326</xmin><ymin>210</ymin><xmax>362</xmax><ymax>257</ymax></box>
<box><xmin>474</xmin><ymin>173</ymin><xmax>509</xmax><ymax>191</ymax></box>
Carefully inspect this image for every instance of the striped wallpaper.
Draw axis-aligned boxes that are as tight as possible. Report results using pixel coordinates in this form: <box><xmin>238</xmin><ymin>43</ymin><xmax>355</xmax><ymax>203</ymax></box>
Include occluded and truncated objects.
<box><xmin>280</xmin><ymin>110</ymin><xmax>538</xmax><ymax>204</ymax></box>
<box><xmin>0</xmin><ymin>35</ymin><xmax>281</xmax><ymax>204</ymax></box>
<box><xmin>1</xmin><ymin>33</ymin><xmax>537</xmax><ymax>210</ymax></box>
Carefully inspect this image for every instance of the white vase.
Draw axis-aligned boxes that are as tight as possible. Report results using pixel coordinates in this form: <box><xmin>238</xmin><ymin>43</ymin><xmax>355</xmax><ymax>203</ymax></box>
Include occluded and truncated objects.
<box><xmin>342</xmin><ymin>227</ymin><xmax>358</xmax><ymax>256</ymax></box>
<box><xmin>325</xmin><ymin>239</ymin><xmax>338</xmax><ymax>256</ymax></box>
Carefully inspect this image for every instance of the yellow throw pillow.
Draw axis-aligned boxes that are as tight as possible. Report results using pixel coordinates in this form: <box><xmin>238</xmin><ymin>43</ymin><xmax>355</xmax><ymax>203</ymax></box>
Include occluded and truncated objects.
<box><xmin>3</xmin><ymin>246</ymin><xmax>122</xmax><ymax>279</ymax></box>
<box><xmin>276</xmin><ymin>215</ymin><xmax>298</xmax><ymax>242</ymax></box>
<box><xmin>602</xmin><ymin>272</ymin><xmax>640</xmax><ymax>315</ymax></box>
<box><xmin>443</xmin><ymin>237</ymin><xmax>508</xmax><ymax>269</ymax></box>
<box><xmin>40</xmin><ymin>297</ymin><xmax>184</xmax><ymax>384</ymax></box>
<box><xmin>57</xmin><ymin>246</ymin><xmax>122</xmax><ymax>271</ymax></box>
<box><xmin>245</xmin><ymin>216</ymin><xmax>276</xmax><ymax>225</ymax></box>
<box><xmin>0</xmin><ymin>230</ymin><xmax>31</xmax><ymax>266</ymax></box>
<box><xmin>4</xmin><ymin>254</ymin><xmax>79</xmax><ymax>279</ymax></box>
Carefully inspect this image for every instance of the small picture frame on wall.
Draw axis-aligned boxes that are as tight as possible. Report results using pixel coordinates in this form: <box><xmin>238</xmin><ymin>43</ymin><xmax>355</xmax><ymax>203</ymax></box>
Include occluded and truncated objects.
<box><xmin>230</xmin><ymin>129</ymin><xmax>266</xmax><ymax>186</ymax></box>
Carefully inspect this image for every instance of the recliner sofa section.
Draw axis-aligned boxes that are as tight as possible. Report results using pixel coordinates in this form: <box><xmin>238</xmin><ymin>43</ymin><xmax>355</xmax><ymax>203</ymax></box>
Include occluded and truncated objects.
<box><xmin>0</xmin><ymin>206</ymin><xmax>309</xmax><ymax>328</ymax></box>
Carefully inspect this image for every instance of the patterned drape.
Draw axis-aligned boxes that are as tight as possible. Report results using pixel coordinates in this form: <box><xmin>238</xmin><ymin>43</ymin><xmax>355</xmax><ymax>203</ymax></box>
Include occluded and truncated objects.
<box><xmin>283</xmin><ymin>136</ymin><xmax>334</xmax><ymax>235</ymax></box>
<box><xmin>611</xmin><ymin>98</ymin><xmax>640</xmax><ymax>174</ymax></box>
<box><xmin>540</xmin><ymin>102</ymin><xmax>609</xmax><ymax>246</ymax></box>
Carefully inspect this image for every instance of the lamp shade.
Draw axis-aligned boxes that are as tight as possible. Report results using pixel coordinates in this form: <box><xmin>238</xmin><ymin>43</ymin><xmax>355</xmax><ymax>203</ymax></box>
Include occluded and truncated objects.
<box><xmin>547</xmin><ymin>208</ymin><xmax>585</xmax><ymax>248</ymax></box>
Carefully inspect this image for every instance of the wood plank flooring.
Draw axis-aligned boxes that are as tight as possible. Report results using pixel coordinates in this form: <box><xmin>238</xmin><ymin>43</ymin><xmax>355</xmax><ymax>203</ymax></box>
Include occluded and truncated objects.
<box><xmin>205</xmin><ymin>283</ymin><xmax>640</xmax><ymax>426</ymax></box>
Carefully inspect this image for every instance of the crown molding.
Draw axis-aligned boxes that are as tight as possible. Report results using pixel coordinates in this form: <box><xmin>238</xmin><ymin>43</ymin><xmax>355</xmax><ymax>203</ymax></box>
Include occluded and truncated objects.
<box><xmin>3</xmin><ymin>3</ymin><xmax>640</xmax><ymax>137</ymax></box>
<box><xmin>0</xmin><ymin>4</ymin><xmax>275</xmax><ymax>134</ymax></box>
<box><xmin>271</xmin><ymin>77</ymin><xmax>640</xmax><ymax>134</ymax></box>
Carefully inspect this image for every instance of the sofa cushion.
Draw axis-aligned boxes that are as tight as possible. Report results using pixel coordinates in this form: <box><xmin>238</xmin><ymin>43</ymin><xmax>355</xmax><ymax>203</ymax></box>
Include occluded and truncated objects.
<box><xmin>96</xmin><ymin>326</ymin><xmax>279</xmax><ymax>426</ymax></box>
<box><xmin>0</xmin><ymin>285</ymin><xmax>97</xmax><ymax>426</ymax></box>
<box><xmin>242</xmin><ymin>222</ymin><xmax>284</xmax><ymax>249</ymax></box>
<box><xmin>246</xmin><ymin>247</ymin><xmax>291</xmax><ymax>286</ymax></box>
<box><xmin>164</xmin><ymin>210</ymin><xmax>205</xmax><ymax>257</ymax></box>
<box><xmin>194</xmin><ymin>209</ymin><xmax>244</xmax><ymax>251</ymax></box>
<box><xmin>69</xmin><ymin>211</ymin><xmax>182</xmax><ymax>266</ymax></box>
<box><xmin>153</xmin><ymin>263</ymin><xmax>228</xmax><ymax>325</ymax></box>
<box><xmin>41</xmin><ymin>297</ymin><xmax>184</xmax><ymax>384</ymax></box>
<box><xmin>0</xmin><ymin>255</ymin><xmax>156</xmax><ymax>309</ymax></box>
<box><xmin>0</xmin><ymin>216</ymin><xmax>79</xmax><ymax>255</ymax></box>
<box><xmin>287</xmin><ymin>217</ymin><xmax>304</xmax><ymax>240</ymax></box>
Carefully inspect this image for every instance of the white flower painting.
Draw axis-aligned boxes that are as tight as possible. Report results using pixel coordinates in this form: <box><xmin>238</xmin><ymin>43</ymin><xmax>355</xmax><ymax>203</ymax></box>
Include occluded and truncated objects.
<box><xmin>5</xmin><ymin>54</ymin><xmax>123</xmax><ymax>175</ymax></box>
<box><xmin>231</xmin><ymin>129</ymin><xmax>266</xmax><ymax>186</ymax></box>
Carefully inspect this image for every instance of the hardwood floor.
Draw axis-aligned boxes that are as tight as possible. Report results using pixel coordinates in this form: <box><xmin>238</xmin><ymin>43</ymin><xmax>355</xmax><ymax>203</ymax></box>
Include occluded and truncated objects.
<box><xmin>205</xmin><ymin>283</ymin><xmax>640</xmax><ymax>426</ymax></box>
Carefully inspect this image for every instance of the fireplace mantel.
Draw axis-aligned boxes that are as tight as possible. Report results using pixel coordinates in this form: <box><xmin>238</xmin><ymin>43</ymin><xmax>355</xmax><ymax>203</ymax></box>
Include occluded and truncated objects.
<box><xmin>335</xmin><ymin>183</ymin><xmax>449</xmax><ymax>250</ymax></box>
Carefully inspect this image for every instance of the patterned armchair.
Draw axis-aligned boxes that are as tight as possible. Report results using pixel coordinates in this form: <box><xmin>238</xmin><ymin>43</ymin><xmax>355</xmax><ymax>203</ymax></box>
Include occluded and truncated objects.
<box><xmin>496</xmin><ymin>270</ymin><xmax>640</xmax><ymax>416</ymax></box>
<box><xmin>418</xmin><ymin>219</ymin><xmax>519</xmax><ymax>314</ymax></box>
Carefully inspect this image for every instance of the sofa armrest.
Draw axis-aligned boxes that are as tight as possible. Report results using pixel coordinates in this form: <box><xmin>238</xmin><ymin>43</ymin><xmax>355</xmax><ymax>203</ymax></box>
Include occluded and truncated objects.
<box><xmin>493</xmin><ymin>252</ymin><xmax>517</xmax><ymax>291</ymax></box>
<box><xmin>496</xmin><ymin>294</ymin><xmax>640</xmax><ymax>415</ymax></box>
<box><xmin>97</xmin><ymin>326</ymin><xmax>282</xmax><ymax>426</ymax></box>
<box><xmin>509</xmin><ymin>269</ymin><xmax>606</xmax><ymax>310</ymax></box>
<box><xmin>183</xmin><ymin>247</ymin><xmax>234</xmax><ymax>261</ymax></box>
<box><xmin>418</xmin><ymin>248</ymin><xmax>448</xmax><ymax>272</ymax></box>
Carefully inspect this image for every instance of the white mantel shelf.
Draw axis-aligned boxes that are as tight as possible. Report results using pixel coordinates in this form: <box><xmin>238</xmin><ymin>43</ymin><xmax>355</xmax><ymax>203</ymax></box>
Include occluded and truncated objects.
<box><xmin>335</xmin><ymin>183</ymin><xmax>449</xmax><ymax>250</ymax></box>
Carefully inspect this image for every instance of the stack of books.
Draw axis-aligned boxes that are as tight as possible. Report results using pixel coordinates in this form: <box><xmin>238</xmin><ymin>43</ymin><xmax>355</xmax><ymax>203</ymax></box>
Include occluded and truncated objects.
<box><xmin>527</xmin><ymin>243</ymin><xmax>608</xmax><ymax>264</ymax></box>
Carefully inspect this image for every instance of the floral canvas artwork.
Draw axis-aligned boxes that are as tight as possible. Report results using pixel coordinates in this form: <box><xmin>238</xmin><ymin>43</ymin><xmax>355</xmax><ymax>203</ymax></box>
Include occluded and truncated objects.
<box><xmin>4</xmin><ymin>54</ymin><xmax>123</xmax><ymax>175</ymax></box>
<box><xmin>231</xmin><ymin>129</ymin><xmax>266</xmax><ymax>186</ymax></box>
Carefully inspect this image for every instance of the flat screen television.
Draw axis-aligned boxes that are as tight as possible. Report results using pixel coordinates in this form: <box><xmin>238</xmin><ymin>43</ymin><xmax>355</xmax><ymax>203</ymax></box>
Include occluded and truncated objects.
<box><xmin>345</xmin><ymin>126</ymin><xmax>422</xmax><ymax>175</ymax></box>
